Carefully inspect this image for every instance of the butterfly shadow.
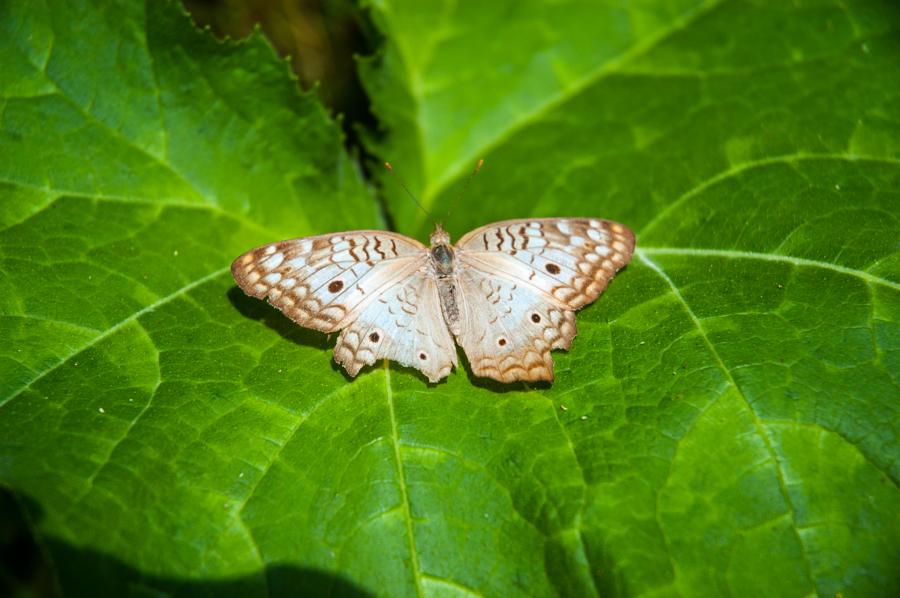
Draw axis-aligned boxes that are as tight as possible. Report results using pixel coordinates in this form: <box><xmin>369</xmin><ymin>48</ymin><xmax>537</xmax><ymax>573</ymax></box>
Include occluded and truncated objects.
<box><xmin>228</xmin><ymin>286</ymin><xmax>436</xmax><ymax>385</ymax></box>
<box><xmin>227</xmin><ymin>286</ymin><xmax>332</xmax><ymax>352</ymax></box>
<box><xmin>228</xmin><ymin>287</ymin><xmax>554</xmax><ymax>392</ymax></box>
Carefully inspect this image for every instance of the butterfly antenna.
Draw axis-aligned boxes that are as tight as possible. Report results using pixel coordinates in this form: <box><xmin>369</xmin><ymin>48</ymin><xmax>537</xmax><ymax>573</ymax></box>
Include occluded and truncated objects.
<box><xmin>384</xmin><ymin>162</ymin><xmax>432</xmax><ymax>220</ymax></box>
<box><xmin>445</xmin><ymin>159</ymin><xmax>484</xmax><ymax>220</ymax></box>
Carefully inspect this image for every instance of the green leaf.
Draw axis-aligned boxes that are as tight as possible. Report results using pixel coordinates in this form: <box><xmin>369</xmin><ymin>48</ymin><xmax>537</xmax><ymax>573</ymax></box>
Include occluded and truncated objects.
<box><xmin>2</xmin><ymin>1</ymin><xmax>899</xmax><ymax>597</ymax></box>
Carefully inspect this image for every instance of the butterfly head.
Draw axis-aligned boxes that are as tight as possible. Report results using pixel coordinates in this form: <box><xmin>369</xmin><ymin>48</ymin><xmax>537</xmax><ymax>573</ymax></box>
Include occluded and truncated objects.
<box><xmin>429</xmin><ymin>222</ymin><xmax>451</xmax><ymax>247</ymax></box>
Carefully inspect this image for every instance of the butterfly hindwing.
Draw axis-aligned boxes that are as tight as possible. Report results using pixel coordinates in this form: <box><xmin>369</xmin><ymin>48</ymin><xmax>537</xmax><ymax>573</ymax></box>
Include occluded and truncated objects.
<box><xmin>455</xmin><ymin>266</ymin><xmax>577</xmax><ymax>382</ymax></box>
<box><xmin>333</xmin><ymin>271</ymin><xmax>457</xmax><ymax>383</ymax></box>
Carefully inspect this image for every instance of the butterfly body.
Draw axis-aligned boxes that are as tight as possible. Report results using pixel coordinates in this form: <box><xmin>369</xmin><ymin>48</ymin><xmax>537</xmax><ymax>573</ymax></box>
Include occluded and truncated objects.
<box><xmin>232</xmin><ymin>218</ymin><xmax>634</xmax><ymax>384</ymax></box>
<box><xmin>428</xmin><ymin>227</ymin><xmax>463</xmax><ymax>335</ymax></box>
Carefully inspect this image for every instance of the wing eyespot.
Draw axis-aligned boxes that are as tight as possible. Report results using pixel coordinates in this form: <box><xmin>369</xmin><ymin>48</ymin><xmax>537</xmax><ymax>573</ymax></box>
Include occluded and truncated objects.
<box><xmin>545</xmin><ymin>263</ymin><xmax>560</xmax><ymax>275</ymax></box>
<box><xmin>328</xmin><ymin>280</ymin><xmax>344</xmax><ymax>293</ymax></box>
<box><xmin>530</xmin><ymin>313</ymin><xmax>541</xmax><ymax>323</ymax></box>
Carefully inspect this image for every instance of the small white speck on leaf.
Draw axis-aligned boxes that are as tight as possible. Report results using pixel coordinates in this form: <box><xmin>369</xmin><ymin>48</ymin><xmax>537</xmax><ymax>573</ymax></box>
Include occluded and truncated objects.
<box><xmin>580</xmin><ymin>415</ymin><xmax>588</xmax><ymax>421</ymax></box>
<box><xmin>835</xmin><ymin>184</ymin><xmax>841</xmax><ymax>190</ymax></box>
<box><xmin>560</xmin><ymin>404</ymin><xmax>568</xmax><ymax>412</ymax></box>
<box><xmin>239</xmin><ymin>472</ymin><xmax>245</xmax><ymax>478</ymax></box>
<box><xmin>639</xmin><ymin>341</ymin><xmax>645</xmax><ymax>345</ymax></box>
<box><xmin>98</xmin><ymin>407</ymin><xmax>105</xmax><ymax>413</ymax></box>
<box><xmin>173</xmin><ymin>249</ymin><xmax>179</xmax><ymax>257</ymax></box>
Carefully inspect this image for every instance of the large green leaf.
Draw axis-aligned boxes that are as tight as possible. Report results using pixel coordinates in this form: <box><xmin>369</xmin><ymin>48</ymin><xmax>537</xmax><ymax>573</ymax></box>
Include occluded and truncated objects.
<box><xmin>1</xmin><ymin>0</ymin><xmax>898</xmax><ymax>597</ymax></box>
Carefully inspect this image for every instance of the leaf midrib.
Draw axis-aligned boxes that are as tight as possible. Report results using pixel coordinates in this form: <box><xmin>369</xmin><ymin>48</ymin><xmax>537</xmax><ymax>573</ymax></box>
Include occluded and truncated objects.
<box><xmin>383</xmin><ymin>361</ymin><xmax>425</xmax><ymax>598</ymax></box>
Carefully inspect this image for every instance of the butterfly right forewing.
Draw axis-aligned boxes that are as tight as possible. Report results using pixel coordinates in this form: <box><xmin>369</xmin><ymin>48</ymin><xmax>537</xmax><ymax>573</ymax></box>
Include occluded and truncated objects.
<box><xmin>456</xmin><ymin>218</ymin><xmax>635</xmax><ymax>310</ymax></box>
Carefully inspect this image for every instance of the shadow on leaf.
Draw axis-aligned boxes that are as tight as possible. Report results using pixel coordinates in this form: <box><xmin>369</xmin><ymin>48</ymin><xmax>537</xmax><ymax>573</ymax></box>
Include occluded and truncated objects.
<box><xmin>227</xmin><ymin>286</ymin><xmax>331</xmax><ymax>352</ymax></box>
<box><xmin>1</xmin><ymin>486</ymin><xmax>373</xmax><ymax>598</ymax></box>
<box><xmin>228</xmin><ymin>285</ymin><xmax>558</xmax><ymax>391</ymax></box>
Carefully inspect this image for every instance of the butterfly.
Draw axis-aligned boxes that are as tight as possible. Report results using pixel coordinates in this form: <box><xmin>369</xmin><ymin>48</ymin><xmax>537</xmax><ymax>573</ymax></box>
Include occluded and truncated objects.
<box><xmin>231</xmin><ymin>218</ymin><xmax>634</xmax><ymax>383</ymax></box>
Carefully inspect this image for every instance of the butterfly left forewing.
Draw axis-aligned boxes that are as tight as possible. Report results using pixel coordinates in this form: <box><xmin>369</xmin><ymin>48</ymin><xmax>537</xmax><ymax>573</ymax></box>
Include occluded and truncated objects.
<box><xmin>232</xmin><ymin>231</ymin><xmax>427</xmax><ymax>332</ymax></box>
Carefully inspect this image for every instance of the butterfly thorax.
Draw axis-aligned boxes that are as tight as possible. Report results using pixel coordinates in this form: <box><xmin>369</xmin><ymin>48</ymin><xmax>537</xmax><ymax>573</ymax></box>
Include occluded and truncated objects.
<box><xmin>431</xmin><ymin>245</ymin><xmax>454</xmax><ymax>275</ymax></box>
<box><xmin>429</xmin><ymin>226</ymin><xmax>461</xmax><ymax>336</ymax></box>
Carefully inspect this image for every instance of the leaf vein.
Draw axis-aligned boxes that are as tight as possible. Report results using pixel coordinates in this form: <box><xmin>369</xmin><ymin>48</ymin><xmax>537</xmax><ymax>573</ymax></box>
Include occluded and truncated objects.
<box><xmin>384</xmin><ymin>361</ymin><xmax>425</xmax><ymax>598</ymax></box>
<box><xmin>0</xmin><ymin>267</ymin><xmax>229</xmax><ymax>408</ymax></box>
<box><xmin>65</xmin><ymin>322</ymin><xmax>161</xmax><ymax>514</ymax></box>
<box><xmin>544</xmin><ymin>397</ymin><xmax>600</xmax><ymax>597</ymax></box>
<box><xmin>639</xmin><ymin>153</ymin><xmax>900</xmax><ymax>239</ymax></box>
<box><xmin>637</xmin><ymin>251</ymin><xmax>816</xmax><ymax>586</ymax></box>
<box><xmin>639</xmin><ymin>246</ymin><xmax>898</xmax><ymax>290</ymax></box>
<box><xmin>420</xmin><ymin>0</ymin><xmax>724</xmax><ymax>207</ymax></box>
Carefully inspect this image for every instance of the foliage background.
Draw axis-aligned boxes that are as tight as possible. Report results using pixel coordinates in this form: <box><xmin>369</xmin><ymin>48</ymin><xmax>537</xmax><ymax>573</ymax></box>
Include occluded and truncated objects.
<box><xmin>1</xmin><ymin>0</ymin><xmax>898</xmax><ymax>596</ymax></box>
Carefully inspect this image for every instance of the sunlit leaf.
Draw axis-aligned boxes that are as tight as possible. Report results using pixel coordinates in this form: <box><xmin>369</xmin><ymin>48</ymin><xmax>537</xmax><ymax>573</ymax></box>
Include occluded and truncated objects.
<box><xmin>1</xmin><ymin>0</ymin><xmax>898</xmax><ymax>596</ymax></box>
